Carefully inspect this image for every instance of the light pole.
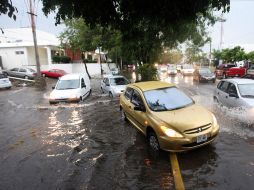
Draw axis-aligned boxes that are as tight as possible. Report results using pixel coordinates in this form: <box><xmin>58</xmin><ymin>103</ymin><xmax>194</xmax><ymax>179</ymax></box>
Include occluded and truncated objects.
<box><xmin>218</xmin><ymin>14</ymin><xmax>226</xmax><ymax>50</ymax></box>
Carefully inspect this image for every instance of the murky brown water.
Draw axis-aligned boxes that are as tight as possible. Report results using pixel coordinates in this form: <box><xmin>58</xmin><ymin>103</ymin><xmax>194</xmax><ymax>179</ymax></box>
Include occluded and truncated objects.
<box><xmin>0</xmin><ymin>74</ymin><xmax>254</xmax><ymax>190</ymax></box>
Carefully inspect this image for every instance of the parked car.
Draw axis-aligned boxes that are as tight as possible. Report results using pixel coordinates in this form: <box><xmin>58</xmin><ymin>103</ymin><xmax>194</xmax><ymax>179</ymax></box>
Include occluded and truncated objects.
<box><xmin>225</xmin><ymin>62</ymin><xmax>254</xmax><ymax>78</ymax></box>
<box><xmin>214</xmin><ymin>79</ymin><xmax>254</xmax><ymax>120</ymax></box>
<box><xmin>0</xmin><ymin>73</ymin><xmax>12</xmax><ymax>89</ymax></box>
<box><xmin>215</xmin><ymin>63</ymin><xmax>236</xmax><ymax>79</ymax></box>
<box><xmin>101</xmin><ymin>75</ymin><xmax>129</xmax><ymax>98</ymax></box>
<box><xmin>49</xmin><ymin>73</ymin><xmax>91</xmax><ymax>104</ymax></box>
<box><xmin>120</xmin><ymin>81</ymin><xmax>219</xmax><ymax>152</ymax></box>
<box><xmin>110</xmin><ymin>68</ymin><xmax>119</xmax><ymax>75</ymax></box>
<box><xmin>176</xmin><ymin>65</ymin><xmax>182</xmax><ymax>73</ymax></box>
<box><xmin>241</xmin><ymin>74</ymin><xmax>254</xmax><ymax>80</ymax></box>
<box><xmin>193</xmin><ymin>68</ymin><xmax>216</xmax><ymax>83</ymax></box>
<box><xmin>3</xmin><ymin>67</ymin><xmax>37</xmax><ymax>79</ymax></box>
<box><xmin>41</xmin><ymin>69</ymin><xmax>67</xmax><ymax>78</ymax></box>
<box><xmin>181</xmin><ymin>64</ymin><xmax>194</xmax><ymax>76</ymax></box>
<box><xmin>167</xmin><ymin>66</ymin><xmax>177</xmax><ymax>75</ymax></box>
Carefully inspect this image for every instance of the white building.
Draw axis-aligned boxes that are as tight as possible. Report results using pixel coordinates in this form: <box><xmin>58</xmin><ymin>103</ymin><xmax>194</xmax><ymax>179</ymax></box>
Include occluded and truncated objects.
<box><xmin>0</xmin><ymin>27</ymin><xmax>60</xmax><ymax>69</ymax></box>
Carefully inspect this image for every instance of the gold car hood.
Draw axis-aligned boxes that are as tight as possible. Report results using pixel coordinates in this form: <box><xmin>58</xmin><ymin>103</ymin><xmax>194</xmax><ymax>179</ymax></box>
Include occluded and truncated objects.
<box><xmin>152</xmin><ymin>104</ymin><xmax>212</xmax><ymax>132</ymax></box>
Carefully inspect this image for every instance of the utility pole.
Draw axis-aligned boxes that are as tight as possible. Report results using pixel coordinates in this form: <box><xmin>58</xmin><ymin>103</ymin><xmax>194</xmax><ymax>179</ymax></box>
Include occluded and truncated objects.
<box><xmin>218</xmin><ymin>14</ymin><xmax>226</xmax><ymax>50</ymax></box>
<box><xmin>27</xmin><ymin>0</ymin><xmax>41</xmax><ymax>76</ymax></box>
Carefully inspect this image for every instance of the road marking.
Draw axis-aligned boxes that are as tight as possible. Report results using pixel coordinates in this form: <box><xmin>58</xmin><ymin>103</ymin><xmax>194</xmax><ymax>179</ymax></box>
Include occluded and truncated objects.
<box><xmin>169</xmin><ymin>153</ymin><xmax>185</xmax><ymax>190</ymax></box>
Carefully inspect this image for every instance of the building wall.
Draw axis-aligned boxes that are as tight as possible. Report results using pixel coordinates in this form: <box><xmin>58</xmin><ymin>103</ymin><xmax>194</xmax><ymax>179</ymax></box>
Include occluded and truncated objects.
<box><xmin>0</xmin><ymin>47</ymin><xmax>27</xmax><ymax>69</ymax></box>
<box><xmin>26</xmin><ymin>47</ymin><xmax>48</xmax><ymax>66</ymax></box>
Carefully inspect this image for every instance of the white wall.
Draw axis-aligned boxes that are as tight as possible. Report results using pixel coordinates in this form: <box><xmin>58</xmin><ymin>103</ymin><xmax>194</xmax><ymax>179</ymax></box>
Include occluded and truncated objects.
<box><xmin>0</xmin><ymin>47</ymin><xmax>27</xmax><ymax>69</ymax></box>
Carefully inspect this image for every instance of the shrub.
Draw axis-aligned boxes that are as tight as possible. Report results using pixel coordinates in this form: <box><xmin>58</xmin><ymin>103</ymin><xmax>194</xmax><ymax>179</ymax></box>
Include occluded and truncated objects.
<box><xmin>52</xmin><ymin>55</ymin><xmax>71</xmax><ymax>63</ymax></box>
<box><xmin>137</xmin><ymin>64</ymin><xmax>158</xmax><ymax>81</ymax></box>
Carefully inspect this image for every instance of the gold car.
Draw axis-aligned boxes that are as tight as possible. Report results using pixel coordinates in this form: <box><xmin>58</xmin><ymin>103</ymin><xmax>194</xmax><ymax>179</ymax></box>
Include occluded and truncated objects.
<box><xmin>120</xmin><ymin>81</ymin><xmax>219</xmax><ymax>152</ymax></box>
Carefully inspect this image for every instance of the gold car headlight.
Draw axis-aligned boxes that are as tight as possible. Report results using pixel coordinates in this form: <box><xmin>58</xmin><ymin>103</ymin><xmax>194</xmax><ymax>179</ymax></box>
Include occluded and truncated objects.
<box><xmin>160</xmin><ymin>126</ymin><xmax>183</xmax><ymax>138</ymax></box>
<box><xmin>212</xmin><ymin>114</ymin><xmax>218</xmax><ymax>126</ymax></box>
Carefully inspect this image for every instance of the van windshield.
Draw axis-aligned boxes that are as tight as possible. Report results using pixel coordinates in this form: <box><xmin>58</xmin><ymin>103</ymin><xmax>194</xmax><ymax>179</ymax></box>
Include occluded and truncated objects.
<box><xmin>56</xmin><ymin>79</ymin><xmax>80</xmax><ymax>90</ymax></box>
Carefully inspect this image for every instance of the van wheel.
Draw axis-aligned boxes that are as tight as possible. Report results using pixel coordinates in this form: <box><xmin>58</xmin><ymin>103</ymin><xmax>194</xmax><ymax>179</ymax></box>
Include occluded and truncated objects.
<box><xmin>24</xmin><ymin>76</ymin><xmax>29</xmax><ymax>79</ymax></box>
<box><xmin>101</xmin><ymin>87</ymin><xmax>104</xmax><ymax>93</ymax></box>
<box><xmin>148</xmin><ymin>131</ymin><xmax>160</xmax><ymax>151</ymax></box>
<box><xmin>109</xmin><ymin>92</ymin><xmax>113</xmax><ymax>98</ymax></box>
<box><xmin>42</xmin><ymin>74</ymin><xmax>46</xmax><ymax>77</ymax></box>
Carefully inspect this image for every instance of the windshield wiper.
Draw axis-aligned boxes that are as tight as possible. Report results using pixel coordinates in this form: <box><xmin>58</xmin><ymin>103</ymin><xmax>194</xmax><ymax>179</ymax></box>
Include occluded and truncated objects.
<box><xmin>242</xmin><ymin>95</ymin><xmax>254</xmax><ymax>98</ymax></box>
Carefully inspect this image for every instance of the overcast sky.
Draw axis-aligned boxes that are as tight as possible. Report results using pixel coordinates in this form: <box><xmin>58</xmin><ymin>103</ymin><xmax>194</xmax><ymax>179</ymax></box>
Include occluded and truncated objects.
<box><xmin>1</xmin><ymin>0</ymin><xmax>254</xmax><ymax>52</ymax></box>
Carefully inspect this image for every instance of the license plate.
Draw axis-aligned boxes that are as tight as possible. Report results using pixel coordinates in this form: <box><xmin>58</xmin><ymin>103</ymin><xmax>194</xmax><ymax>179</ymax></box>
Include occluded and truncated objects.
<box><xmin>197</xmin><ymin>134</ymin><xmax>208</xmax><ymax>143</ymax></box>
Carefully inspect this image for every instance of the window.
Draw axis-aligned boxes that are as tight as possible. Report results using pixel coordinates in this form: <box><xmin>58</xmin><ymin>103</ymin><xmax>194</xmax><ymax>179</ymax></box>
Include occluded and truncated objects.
<box><xmin>218</xmin><ymin>81</ymin><xmax>229</xmax><ymax>92</ymax></box>
<box><xmin>131</xmin><ymin>90</ymin><xmax>144</xmax><ymax>107</ymax></box>
<box><xmin>124</xmin><ymin>87</ymin><xmax>133</xmax><ymax>100</ymax></box>
<box><xmin>144</xmin><ymin>87</ymin><xmax>193</xmax><ymax>111</ymax></box>
<box><xmin>19</xmin><ymin>68</ymin><xmax>26</xmax><ymax>72</ymax></box>
<box><xmin>15</xmin><ymin>51</ymin><xmax>24</xmax><ymax>55</ymax></box>
<box><xmin>10</xmin><ymin>68</ymin><xmax>19</xmax><ymax>72</ymax></box>
<box><xmin>227</xmin><ymin>83</ymin><xmax>237</xmax><ymax>95</ymax></box>
<box><xmin>81</xmin><ymin>78</ymin><xmax>85</xmax><ymax>88</ymax></box>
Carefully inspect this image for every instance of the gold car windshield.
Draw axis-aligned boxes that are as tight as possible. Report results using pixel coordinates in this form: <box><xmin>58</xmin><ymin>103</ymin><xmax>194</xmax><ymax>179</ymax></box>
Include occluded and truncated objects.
<box><xmin>144</xmin><ymin>87</ymin><xmax>194</xmax><ymax>111</ymax></box>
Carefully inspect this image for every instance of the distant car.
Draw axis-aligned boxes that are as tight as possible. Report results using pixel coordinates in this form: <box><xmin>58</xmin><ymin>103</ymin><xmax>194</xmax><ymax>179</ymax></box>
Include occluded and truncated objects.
<box><xmin>176</xmin><ymin>65</ymin><xmax>182</xmax><ymax>72</ymax></box>
<box><xmin>193</xmin><ymin>68</ymin><xmax>216</xmax><ymax>83</ymax></box>
<box><xmin>41</xmin><ymin>69</ymin><xmax>67</xmax><ymax>78</ymax></box>
<box><xmin>167</xmin><ymin>66</ymin><xmax>177</xmax><ymax>75</ymax></box>
<box><xmin>0</xmin><ymin>73</ymin><xmax>12</xmax><ymax>89</ymax></box>
<box><xmin>241</xmin><ymin>74</ymin><xmax>254</xmax><ymax>80</ymax></box>
<box><xmin>110</xmin><ymin>68</ymin><xmax>119</xmax><ymax>75</ymax></box>
<box><xmin>215</xmin><ymin>63</ymin><xmax>236</xmax><ymax>79</ymax></box>
<box><xmin>181</xmin><ymin>64</ymin><xmax>194</xmax><ymax>76</ymax></box>
<box><xmin>49</xmin><ymin>73</ymin><xmax>91</xmax><ymax>104</ymax></box>
<box><xmin>120</xmin><ymin>81</ymin><xmax>219</xmax><ymax>152</ymax></box>
<box><xmin>101</xmin><ymin>75</ymin><xmax>129</xmax><ymax>98</ymax></box>
<box><xmin>3</xmin><ymin>67</ymin><xmax>37</xmax><ymax>79</ymax></box>
<box><xmin>214</xmin><ymin>79</ymin><xmax>254</xmax><ymax>121</ymax></box>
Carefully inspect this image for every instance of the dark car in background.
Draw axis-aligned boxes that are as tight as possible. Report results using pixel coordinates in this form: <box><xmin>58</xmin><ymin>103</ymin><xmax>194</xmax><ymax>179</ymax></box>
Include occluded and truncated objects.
<box><xmin>3</xmin><ymin>67</ymin><xmax>37</xmax><ymax>79</ymax></box>
<box><xmin>215</xmin><ymin>63</ymin><xmax>236</xmax><ymax>79</ymax></box>
<box><xmin>193</xmin><ymin>68</ymin><xmax>216</xmax><ymax>83</ymax></box>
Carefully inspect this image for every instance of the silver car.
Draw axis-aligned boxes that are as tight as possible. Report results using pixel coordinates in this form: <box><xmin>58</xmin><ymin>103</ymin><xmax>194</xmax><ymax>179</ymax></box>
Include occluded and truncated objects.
<box><xmin>0</xmin><ymin>73</ymin><xmax>12</xmax><ymax>89</ymax></box>
<box><xmin>214</xmin><ymin>78</ymin><xmax>254</xmax><ymax>120</ymax></box>
<box><xmin>101</xmin><ymin>75</ymin><xmax>129</xmax><ymax>98</ymax></box>
<box><xmin>4</xmin><ymin>67</ymin><xmax>37</xmax><ymax>79</ymax></box>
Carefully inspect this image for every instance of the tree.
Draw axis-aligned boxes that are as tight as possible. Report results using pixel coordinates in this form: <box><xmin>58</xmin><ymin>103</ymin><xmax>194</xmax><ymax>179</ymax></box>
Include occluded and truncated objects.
<box><xmin>0</xmin><ymin>0</ymin><xmax>18</xmax><ymax>33</ymax></box>
<box><xmin>247</xmin><ymin>51</ymin><xmax>254</xmax><ymax>63</ymax></box>
<box><xmin>212</xmin><ymin>46</ymin><xmax>247</xmax><ymax>63</ymax></box>
<box><xmin>160</xmin><ymin>50</ymin><xmax>183</xmax><ymax>65</ymax></box>
<box><xmin>42</xmin><ymin>0</ymin><xmax>230</xmax><ymax>65</ymax></box>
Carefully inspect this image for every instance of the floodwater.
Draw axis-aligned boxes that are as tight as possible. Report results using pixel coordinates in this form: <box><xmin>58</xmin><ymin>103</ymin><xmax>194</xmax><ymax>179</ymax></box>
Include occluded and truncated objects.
<box><xmin>0</xmin><ymin>74</ymin><xmax>254</xmax><ymax>190</ymax></box>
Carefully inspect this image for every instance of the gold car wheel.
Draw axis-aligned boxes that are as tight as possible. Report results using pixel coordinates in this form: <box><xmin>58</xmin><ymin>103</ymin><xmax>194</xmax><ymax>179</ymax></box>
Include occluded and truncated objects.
<box><xmin>148</xmin><ymin>132</ymin><xmax>160</xmax><ymax>151</ymax></box>
<box><xmin>120</xmin><ymin>108</ymin><xmax>127</xmax><ymax>121</ymax></box>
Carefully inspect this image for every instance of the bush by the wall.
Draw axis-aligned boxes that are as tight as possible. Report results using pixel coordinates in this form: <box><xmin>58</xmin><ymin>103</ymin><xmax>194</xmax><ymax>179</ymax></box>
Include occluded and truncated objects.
<box><xmin>52</xmin><ymin>55</ymin><xmax>71</xmax><ymax>63</ymax></box>
<box><xmin>137</xmin><ymin>64</ymin><xmax>158</xmax><ymax>81</ymax></box>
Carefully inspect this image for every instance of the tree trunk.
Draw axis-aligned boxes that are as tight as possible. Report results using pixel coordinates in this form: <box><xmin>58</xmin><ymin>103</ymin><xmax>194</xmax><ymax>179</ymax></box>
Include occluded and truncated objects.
<box><xmin>83</xmin><ymin>60</ymin><xmax>91</xmax><ymax>79</ymax></box>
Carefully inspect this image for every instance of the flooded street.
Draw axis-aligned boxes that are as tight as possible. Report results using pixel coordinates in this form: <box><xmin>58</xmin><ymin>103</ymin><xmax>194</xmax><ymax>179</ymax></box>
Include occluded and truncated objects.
<box><xmin>0</xmin><ymin>74</ymin><xmax>254</xmax><ymax>190</ymax></box>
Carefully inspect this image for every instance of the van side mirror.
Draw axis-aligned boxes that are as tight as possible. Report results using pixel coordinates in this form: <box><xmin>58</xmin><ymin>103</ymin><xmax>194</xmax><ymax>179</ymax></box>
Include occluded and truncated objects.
<box><xmin>229</xmin><ymin>92</ymin><xmax>238</xmax><ymax>98</ymax></box>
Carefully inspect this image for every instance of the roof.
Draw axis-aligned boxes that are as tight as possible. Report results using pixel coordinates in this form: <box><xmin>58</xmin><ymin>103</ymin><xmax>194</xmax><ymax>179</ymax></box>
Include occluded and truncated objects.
<box><xmin>222</xmin><ymin>78</ymin><xmax>254</xmax><ymax>85</ymax></box>
<box><xmin>0</xmin><ymin>28</ymin><xmax>60</xmax><ymax>48</ymax></box>
<box><xmin>60</xmin><ymin>74</ymin><xmax>83</xmax><ymax>80</ymax></box>
<box><xmin>131</xmin><ymin>81</ymin><xmax>175</xmax><ymax>91</ymax></box>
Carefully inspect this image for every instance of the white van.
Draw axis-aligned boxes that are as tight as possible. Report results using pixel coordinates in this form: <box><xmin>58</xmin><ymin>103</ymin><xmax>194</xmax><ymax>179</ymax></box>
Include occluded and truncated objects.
<box><xmin>49</xmin><ymin>73</ymin><xmax>91</xmax><ymax>104</ymax></box>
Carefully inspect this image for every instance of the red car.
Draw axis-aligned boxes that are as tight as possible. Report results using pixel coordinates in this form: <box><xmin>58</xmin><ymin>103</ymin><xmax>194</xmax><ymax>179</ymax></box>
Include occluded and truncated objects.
<box><xmin>215</xmin><ymin>63</ymin><xmax>236</xmax><ymax>79</ymax></box>
<box><xmin>41</xmin><ymin>69</ymin><xmax>67</xmax><ymax>78</ymax></box>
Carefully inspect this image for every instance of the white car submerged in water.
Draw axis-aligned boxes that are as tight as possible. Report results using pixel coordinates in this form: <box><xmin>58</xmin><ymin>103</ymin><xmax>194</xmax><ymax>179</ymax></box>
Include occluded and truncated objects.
<box><xmin>101</xmin><ymin>75</ymin><xmax>130</xmax><ymax>98</ymax></box>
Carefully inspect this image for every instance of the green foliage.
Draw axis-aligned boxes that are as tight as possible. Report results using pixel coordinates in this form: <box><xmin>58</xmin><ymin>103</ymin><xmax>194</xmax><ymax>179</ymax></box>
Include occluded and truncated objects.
<box><xmin>0</xmin><ymin>0</ymin><xmax>17</xmax><ymax>20</ymax></box>
<box><xmin>52</xmin><ymin>55</ymin><xmax>71</xmax><ymax>63</ymax></box>
<box><xmin>212</xmin><ymin>46</ymin><xmax>247</xmax><ymax>63</ymax></box>
<box><xmin>247</xmin><ymin>51</ymin><xmax>254</xmax><ymax>62</ymax></box>
<box><xmin>160</xmin><ymin>49</ymin><xmax>183</xmax><ymax>64</ymax></box>
<box><xmin>43</xmin><ymin>0</ymin><xmax>230</xmax><ymax>65</ymax></box>
<box><xmin>137</xmin><ymin>64</ymin><xmax>158</xmax><ymax>81</ymax></box>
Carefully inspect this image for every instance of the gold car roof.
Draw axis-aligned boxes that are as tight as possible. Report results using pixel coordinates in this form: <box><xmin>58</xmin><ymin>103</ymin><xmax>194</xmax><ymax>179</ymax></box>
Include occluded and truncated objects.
<box><xmin>131</xmin><ymin>81</ymin><xmax>175</xmax><ymax>91</ymax></box>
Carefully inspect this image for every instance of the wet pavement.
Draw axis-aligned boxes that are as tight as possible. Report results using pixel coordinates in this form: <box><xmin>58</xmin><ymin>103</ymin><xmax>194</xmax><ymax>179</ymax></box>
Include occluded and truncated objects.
<box><xmin>0</xmin><ymin>74</ymin><xmax>254</xmax><ymax>190</ymax></box>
